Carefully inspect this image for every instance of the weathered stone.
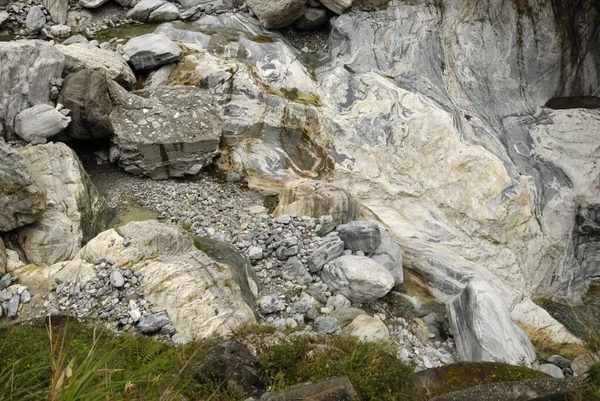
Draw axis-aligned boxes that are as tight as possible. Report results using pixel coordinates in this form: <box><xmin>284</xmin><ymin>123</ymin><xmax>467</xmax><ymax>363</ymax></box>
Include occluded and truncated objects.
<box><xmin>50</xmin><ymin>24</ymin><xmax>71</xmax><ymax>37</ymax></box>
<box><xmin>62</xmin><ymin>35</ymin><xmax>89</xmax><ymax>45</ymax></box>
<box><xmin>290</xmin><ymin>292</ymin><xmax>315</xmax><ymax>314</ymax></box>
<box><xmin>294</xmin><ymin>6</ymin><xmax>328</xmax><ymax>30</ymax></box>
<box><xmin>121</xmin><ymin>34</ymin><xmax>183</xmax><ymax>71</ymax></box>
<box><xmin>259</xmin><ymin>294</ymin><xmax>285</xmax><ymax>314</ymax></box>
<box><xmin>248</xmin><ymin>246</ymin><xmax>263</xmax><ymax>261</ymax></box>
<box><xmin>321</xmin><ymin>255</ymin><xmax>394</xmax><ymax>302</ymax></box>
<box><xmin>307</xmin><ymin>234</ymin><xmax>344</xmax><ymax>272</ymax></box>
<box><xmin>77</xmin><ymin>220</ymin><xmax>256</xmax><ymax>339</ymax></box>
<box><xmin>325</xmin><ymin>294</ymin><xmax>351</xmax><ymax>311</ymax></box>
<box><xmin>409</xmin><ymin>317</ymin><xmax>429</xmax><ymax>345</ymax></box>
<box><xmin>58</xmin><ymin>69</ymin><xmax>114</xmax><ymax>140</ymax></box>
<box><xmin>15</xmin><ymin>104</ymin><xmax>71</xmax><ymax>142</ymax></box>
<box><xmin>148</xmin><ymin>3</ymin><xmax>180</xmax><ymax>22</ymax></box>
<box><xmin>282</xmin><ymin>257</ymin><xmax>312</xmax><ymax>285</ymax></box>
<box><xmin>0</xmin><ymin>41</ymin><xmax>64</xmax><ymax>138</ymax></box>
<box><xmin>79</xmin><ymin>0</ymin><xmax>110</xmax><ymax>8</ymax></box>
<box><xmin>25</xmin><ymin>6</ymin><xmax>46</xmax><ymax>33</ymax></box>
<box><xmin>538</xmin><ymin>364</ymin><xmax>564</xmax><ymax>379</ymax></box>
<box><xmin>44</xmin><ymin>0</ymin><xmax>68</xmax><ymax>24</ymax></box>
<box><xmin>371</xmin><ymin>229</ymin><xmax>403</xmax><ymax>285</ymax></box>
<box><xmin>275</xmin><ymin>181</ymin><xmax>359</xmax><ymax>224</ymax></box>
<box><xmin>447</xmin><ymin>279</ymin><xmax>536</xmax><ymax>365</ymax></box>
<box><xmin>137</xmin><ymin>311</ymin><xmax>170</xmax><ymax>333</ymax></box>
<box><xmin>0</xmin><ymin>142</ymin><xmax>46</xmax><ymax>232</ymax></box>
<box><xmin>109</xmin><ymin>270</ymin><xmax>124</xmax><ymax>288</ymax></box>
<box><xmin>258</xmin><ymin>376</ymin><xmax>358</xmax><ymax>401</ymax></box>
<box><xmin>319</xmin><ymin>0</ymin><xmax>351</xmax><ymax>14</ymax></box>
<box><xmin>343</xmin><ymin>314</ymin><xmax>389</xmax><ymax>342</ymax></box>
<box><xmin>109</xmin><ymin>83</ymin><xmax>222</xmax><ymax>179</ymax></box>
<box><xmin>336</xmin><ymin>221</ymin><xmax>382</xmax><ymax>254</ymax></box>
<box><xmin>547</xmin><ymin>355</ymin><xmax>572</xmax><ymax>369</ymax></box>
<box><xmin>246</xmin><ymin>0</ymin><xmax>305</xmax><ymax>29</ymax></box>
<box><xmin>126</xmin><ymin>0</ymin><xmax>168</xmax><ymax>21</ymax></box>
<box><xmin>571</xmin><ymin>352</ymin><xmax>599</xmax><ymax>376</ymax></box>
<box><xmin>0</xmin><ymin>11</ymin><xmax>8</xmax><ymax>27</ymax></box>
<box><xmin>0</xmin><ymin>238</ymin><xmax>6</xmax><ymax>274</ymax></box>
<box><xmin>55</xmin><ymin>43</ymin><xmax>136</xmax><ymax>90</ymax></box>
<box><xmin>4</xmin><ymin>293</ymin><xmax>19</xmax><ymax>317</ymax></box>
<box><xmin>16</xmin><ymin>143</ymin><xmax>108</xmax><ymax>265</ymax></box>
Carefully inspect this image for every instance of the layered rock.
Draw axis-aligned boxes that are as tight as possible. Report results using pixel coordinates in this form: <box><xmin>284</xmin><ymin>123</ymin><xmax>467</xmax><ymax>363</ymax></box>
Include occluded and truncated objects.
<box><xmin>16</xmin><ymin>143</ymin><xmax>108</xmax><ymax>265</ymax></box>
<box><xmin>0</xmin><ymin>41</ymin><xmax>64</xmax><ymax>138</ymax></box>
<box><xmin>447</xmin><ymin>280</ymin><xmax>536</xmax><ymax>365</ymax></box>
<box><xmin>108</xmin><ymin>83</ymin><xmax>223</xmax><ymax>179</ymax></box>
<box><xmin>0</xmin><ymin>142</ymin><xmax>46</xmax><ymax>232</ymax></box>
<box><xmin>76</xmin><ymin>220</ymin><xmax>257</xmax><ymax>338</ymax></box>
<box><xmin>55</xmin><ymin>43</ymin><xmax>136</xmax><ymax>90</ymax></box>
<box><xmin>58</xmin><ymin>69</ymin><xmax>114</xmax><ymax>140</ymax></box>
<box><xmin>14</xmin><ymin>104</ymin><xmax>71</xmax><ymax>142</ymax></box>
<box><xmin>321</xmin><ymin>255</ymin><xmax>394</xmax><ymax>302</ymax></box>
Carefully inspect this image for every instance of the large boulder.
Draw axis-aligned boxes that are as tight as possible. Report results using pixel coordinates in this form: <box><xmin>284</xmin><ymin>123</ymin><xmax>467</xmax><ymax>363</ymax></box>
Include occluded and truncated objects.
<box><xmin>14</xmin><ymin>104</ymin><xmax>71</xmax><ymax>142</ymax></box>
<box><xmin>58</xmin><ymin>69</ymin><xmax>114</xmax><ymax>140</ymax></box>
<box><xmin>0</xmin><ymin>41</ymin><xmax>64</xmax><ymax>138</ymax></box>
<box><xmin>16</xmin><ymin>143</ymin><xmax>108</xmax><ymax>265</ymax></box>
<box><xmin>108</xmin><ymin>83</ymin><xmax>223</xmax><ymax>179</ymax></box>
<box><xmin>121</xmin><ymin>34</ymin><xmax>183</xmax><ymax>71</ymax></box>
<box><xmin>25</xmin><ymin>6</ymin><xmax>46</xmax><ymax>33</ymax></box>
<box><xmin>274</xmin><ymin>180</ymin><xmax>359</xmax><ymax>224</ymax></box>
<box><xmin>246</xmin><ymin>0</ymin><xmax>305</xmax><ymax>29</ymax></box>
<box><xmin>54</xmin><ymin>43</ymin><xmax>136</xmax><ymax>90</ymax></box>
<box><xmin>321</xmin><ymin>255</ymin><xmax>394</xmax><ymax>302</ymax></box>
<box><xmin>76</xmin><ymin>220</ymin><xmax>257</xmax><ymax>339</ymax></box>
<box><xmin>0</xmin><ymin>142</ymin><xmax>46</xmax><ymax>232</ymax></box>
<box><xmin>126</xmin><ymin>0</ymin><xmax>179</xmax><ymax>22</ymax></box>
<box><xmin>447</xmin><ymin>279</ymin><xmax>536</xmax><ymax>365</ymax></box>
<box><xmin>371</xmin><ymin>229</ymin><xmax>403</xmax><ymax>285</ymax></box>
<box><xmin>79</xmin><ymin>0</ymin><xmax>110</xmax><ymax>8</ymax></box>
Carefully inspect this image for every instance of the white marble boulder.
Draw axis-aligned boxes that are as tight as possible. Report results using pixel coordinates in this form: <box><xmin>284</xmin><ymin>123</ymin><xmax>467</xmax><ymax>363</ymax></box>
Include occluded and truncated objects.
<box><xmin>447</xmin><ymin>279</ymin><xmax>537</xmax><ymax>365</ymax></box>
<box><xmin>14</xmin><ymin>104</ymin><xmax>71</xmax><ymax>142</ymax></box>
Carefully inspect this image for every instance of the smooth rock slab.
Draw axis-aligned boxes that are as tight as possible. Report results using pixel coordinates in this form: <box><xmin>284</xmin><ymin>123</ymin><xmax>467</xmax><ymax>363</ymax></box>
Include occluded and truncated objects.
<box><xmin>246</xmin><ymin>0</ymin><xmax>305</xmax><ymax>29</ymax></box>
<box><xmin>137</xmin><ymin>311</ymin><xmax>170</xmax><ymax>333</ymax></box>
<box><xmin>109</xmin><ymin>83</ymin><xmax>222</xmax><ymax>179</ymax></box>
<box><xmin>0</xmin><ymin>141</ymin><xmax>46</xmax><ymax>232</ymax></box>
<box><xmin>336</xmin><ymin>221</ymin><xmax>382</xmax><ymax>254</ymax></box>
<box><xmin>321</xmin><ymin>255</ymin><xmax>394</xmax><ymax>302</ymax></box>
<box><xmin>122</xmin><ymin>34</ymin><xmax>183</xmax><ymax>71</ymax></box>
<box><xmin>447</xmin><ymin>279</ymin><xmax>536</xmax><ymax>365</ymax></box>
<box><xmin>15</xmin><ymin>104</ymin><xmax>71</xmax><ymax>142</ymax></box>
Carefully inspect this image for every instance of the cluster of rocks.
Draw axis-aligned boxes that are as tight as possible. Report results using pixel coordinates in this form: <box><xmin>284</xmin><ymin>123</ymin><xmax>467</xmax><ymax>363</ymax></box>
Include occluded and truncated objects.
<box><xmin>40</xmin><ymin>259</ymin><xmax>177</xmax><ymax>338</ymax></box>
<box><xmin>0</xmin><ymin>273</ymin><xmax>31</xmax><ymax>318</ymax></box>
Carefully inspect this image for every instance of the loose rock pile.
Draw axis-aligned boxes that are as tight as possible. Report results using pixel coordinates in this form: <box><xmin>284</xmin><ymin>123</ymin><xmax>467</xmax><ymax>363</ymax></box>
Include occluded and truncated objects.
<box><xmin>0</xmin><ymin>273</ymin><xmax>31</xmax><ymax>318</ymax></box>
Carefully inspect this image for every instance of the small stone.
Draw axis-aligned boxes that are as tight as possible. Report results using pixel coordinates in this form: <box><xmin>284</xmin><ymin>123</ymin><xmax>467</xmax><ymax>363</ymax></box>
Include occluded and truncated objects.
<box><xmin>259</xmin><ymin>294</ymin><xmax>286</xmax><ymax>314</ymax></box>
<box><xmin>5</xmin><ymin>294</ymin><xmax>19</xmax><ymax>317</ymax></box>
<box><xmin>248</xmin><ymin>246</ymin><xmax>263</xmax><ymax>261</ymax></box>
<box><xmin>110</xmin><ymin>271</ymin><xmax>125</xmax><ymax>288</ymax></box>
<box><xmin>226</xmin><ymin>171</ymin><xmax>243</xmax><ymax>182</ymax></box>
<box><xmin>20</xmin><ymin>290</ymin><xmax>31</xmax><ymax>304</ymax></box>
<box><xmin>249</xmin><ymin>205</ymin><xmax>267</xmax><ymax>215</ymax></box>
<box><xmin>129</xmin><ymin>309</ymin><xmax>142</xmax><ymax>322</ymax></box>
<box><xmin>276</xmin><ymin>214</ymin><xmax>291</xmax><ymax>224</ymax></box>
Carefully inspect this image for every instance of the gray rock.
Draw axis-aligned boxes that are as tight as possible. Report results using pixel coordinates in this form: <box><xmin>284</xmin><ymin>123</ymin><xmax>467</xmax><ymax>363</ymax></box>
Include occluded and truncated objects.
<box><xmin>126</xmin><ymin>0</ymin><xmax>168</xmax><ymax>21</ymax></box>
<box><xmin>0</xmin><ymin>289</ymin><xmax>11</xmax><ymax>301</ymax></box>
<box><xmin>15</xmin><ymin>104</ymin><xmax>71</xmax><ymax>142</ymax></box>
<box><xmin>0</xmin><ymin>41</ymin><xmax>64</xmax><ymax>138</ymax></box>
<box><xmin>79</xmin><ymin>0</ymin><xmax>110</xmax><ymax>8</ymax></box>
<box><xmin>58</xmin><ymin>69</ymin><xmax>114</xmax><ymax>140</ymax></box>
<box><xmin>538</xmin><ymin>363</ymin><xmax>565</xmax><ymax>379</ymax></box>
<box><xmin>0</xmin><ymin>141</ymin><xmax>46</xmax><ymax>232</ymax></box>
<box><xmin>55</xmin><ymin>43</ymin><xmax>136</xmax><ymax>90</ymax></box>
<box><xmin>319</xmin><ymin>0</ymin><xmax>351</xmax><ymax>14</ymax></box>
<box><xmin>290</xmin><ymin>292</ymin><xmax>315</xmax><ymax>314</ymax></box>
<box><xmin>314</xmin><ymin>315</ymin><xmax>340</xmax><ymax>334</ymax></box>
<box><xmin>20</xmin><ymin>290</ymin><xmax>31</xmax><ymax>304</ymax></box>
<box><xmin>62</xmin><ymin>35</ymin><xmax>89</xmax><ymax>45</ymax></box>
<box><xmin>307</xmin><ymin>233</ymin><xmax>344</xmax><ymax>272</ymax></box>
<box><xmin>370</xmin><ymin>229</ymin><xmax>403</xmax><ymax>285</ymax></box>
<box><xmin>321</xmin><ymin>255</ymin><xmax>394</xmax><ymax>302</ymax></box>
<box><xmin>259</xmin><ymin>294</ymin><xmax>285</xmax><ymax>314</ymax></box>
<box><xmin>282</xmin><ymin>257</ymin><xmax>312</xmax><ymax>285</ymax></box>
<box><xmin>108</xmin><ymin>84</ymin><xmax>222</xmax><ymax>179</ymax></box>
<box><xmin>447</xmin><ymin>279</ymin><xmax>536</xmax><ymax>365</ymax></box>
<box><xmin>122</xmin><ymin>34</ymin><xmax>183</xmax><ymax>71</ymax></box>
<box><xmin>44</xmin><ymin>0</ymin><xmax>68</xmax><ymax>24</ymax></box>
<box><xmin>129</xmin><ymin>309</ymin><xmax>142</xmax><ymax>322</ymax></box>
<box><xmin>248</xmin><ymin>246</ymin><xmax>263</xmax><ymax>261</ymax></box>
<box><xmin>5</xmin><ymin>294</ymin><xmax>19</xmax><ymax>317</ymax></box>
<box><xmin>343</xmin><ymin>314</ymin><xmax>389</xmax><ymax>342</ymax></box>
<box><xmin>110</xmin><ymin>270</ymin><xmax>125</xmax><ymax>288</ymax></box>
<box><xmin>294</xmin><ymin>7</ymin><xmax>328</xmax><ymax>30</ymax></box>
<box><xmin>246</xmin><ymin>0</ymin><xmax>305</xmax><ymax>29</ymax></box>
<box><xmin>137</xmin><ymin>311</ymin><xmax>170</xmax><ymax>333</ymax></box>
<box><xmin>325</xmin><ymin>294</ymin><xmax>351</xmax><ymax>311</ymax></box>
<box><xmin>50</xmin><ymin>24</ymin><xmax>71</xmax><ymax>38</ymax></box>
<box><xmin>547</xmin><ymin>355</ymin><xmax>572</xmax><ymax>369</ymax></box>
<box><xmin>25</xmin><ymin>6</ymin><xmax>46</xmax><ymax>34</ymax></box>
<box><xmin>336</xmin><ymin>221</ymin><xmax>382</xmax><ymax>254</ymax></box>
<box><xmin>331</xmin><ymin>307</ymin><xmax>366</xmax><ymax>328</ymax></box>
<box><xmin>0</xmin><ymin>238</ymin><xmax>6</xmax><ymax>274</ymax></box>
<box><xmin>149</xmin><ymin>3</ymin><xmax>180</xmax><ymax>22</ymax></box>
<box><xmin>276</xmin><ymin>214</ymin><xmax>292</xmax><ymax>224</ymax></box>
<box><xmin>226</xmin><ymin>171</ymin><xmax>243</xmax><ymax>182</ymax></box>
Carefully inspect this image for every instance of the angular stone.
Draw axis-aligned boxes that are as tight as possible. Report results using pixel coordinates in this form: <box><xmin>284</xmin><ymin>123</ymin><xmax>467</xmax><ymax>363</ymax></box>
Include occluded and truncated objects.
<box><xmin>0</xmin><ymin>41</ymin><xmax>64</xmax><ymax>137</ymax></box>
<box><xmin>0</xmin><ymin>142</ymin><xmax>46</xmax><ymax>232</ymax></box>
<box><xmin>44</xmin><ymin>0</ymin><xmax>68</xmax><ymax>24</ymax></box>
<box><xmin>321</xmin><ymin>255</ymin><xmax>394</xmax><ymax>302</ymax></box>
<box><xmin>55</xmin><ymin>43</ymin><xmax>136</xmax><ymax>90</ymax></box>
<box><xmin>258</xmin><ymin>376</ymin><xmax>357</xmax><ymax>401</ymax></box>
<box><xmin>126</xmin><ymin>0</ymin><xmax>167</xmax><ymax>21</ymax></box>
<box><xmin>129</xmin><ymin>309</ymin><xmax>141</xmax><ymax>322</ymax></box>
<box><xmin>137</xmin><ymin>311</ymin><xmax>170</xmax><ymax>333</ymax></box>
<box><xmin>15</xmin><ymin>104</ymin><xmax>71</xmax><ymax>142</ymax></box>
<box><xmin>246</xmin><ymin>0</ymin><xmax>305</xmax><ymax>29</ymax></box>
<box><xmin>371</xmin><ymin>229</ymin><xmax>403</xmax><ymax>285</ymax></box>
<box><xmin>571</xmin><ymin>352</ymin><xmax>598</xmax><ymax>376</ymax></box>
<box><xmin>343</xmin><ymin>314</ymin><xmax>389</xmax><ymax>342</ymax></box>
<box><xmin>121</xmin><ymin>34</ymin><xmax>183</xmax><ymax>71</ymax></box>
<box><xmin>307</xmin><ymin>234</ymin><xmax>345</xmax><ymax>272</ymax></box>
<box><xmin>259</xmin><ymin>294</ymin><xmax>285</xmax><ymax>314</ymax></box>
<box><xmin>58</xmin><ymin>69</ymin><xmax>114</xmax><ymax>140</ymax></box>
<box><xmin>447</xmin><ymin>279</ymin><xmax>536</xmax><ymax>365</ymax></box>
<box><xmin>109</xmin><ymin>84</ymin><xmax>222</xmax><ymax>179</ymax></box>
<box><xmin>248</xmin><ymin>246</ymin><xmax>263</xmax><ymax>261</ymax></box>
<box><xmin>50</xmin><ymin>24</ymin><xmax>71</xmax><ymax>37</ymax></box>
<box><xmin>25</xmin><ymin>6</ymin><xmax>46</xmax><ymax>33</ymax></box>
<box><xmin>336</xmin><ymin>221</ymin><xmax>382</xmax><ymax>254</ymax></box>
<box><xmin>290</xmin><ymin>292</ymin><xmax>315</xmax><ymax>314</ymax></box>
<box><xmin>314</xmin><ymin>315</ymin><xmax>340</xmax><ymax>334</ymax></box>
<box><xmin>0</xmin><ymin>238</ymin><xmax>6</xmax><ymax>274</ymax></box>
<box><xmin>16</xmin><ymin>143</ymin><xmax>108</xmax><ymax>265</ymax></box>
<box><xmin>20</xmin><ymin>290</ymin><xmax>31</xmax><ymax>304</ymax></box>
<box><xmin>77</xmin><ymin>220</ymin><xmax>256</xmax><ymax>338</ymax></box>
<box><xmin>319</xmin><ymin>0</ymin><xmax>351</xmax><ymax>14</ymax></box>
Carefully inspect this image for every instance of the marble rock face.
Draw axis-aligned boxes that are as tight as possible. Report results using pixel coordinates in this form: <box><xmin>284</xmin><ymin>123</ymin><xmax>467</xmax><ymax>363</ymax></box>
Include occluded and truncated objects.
<box><xmin>147</xmin><ymin>1</ymin><xmax>600</xmax><ymax>345</ymax></box>
<box><xmin>447</xmin><ymin>279</ymin><xmax>536</xmax><ymax>365</ymax></box>
<box><xmin>0</xmin><ymin>41</ymin><xmax>64</xmax><ymax>138</ymax></box>
<box><xmin>108</xmin><ymin>82</ymin><xmax>223</xmax><ymax>179</ymax></box>
<box><xmin>76</xmin><ymin>220</ymin><xmax>257</xmax><ymax>339</ymax></box>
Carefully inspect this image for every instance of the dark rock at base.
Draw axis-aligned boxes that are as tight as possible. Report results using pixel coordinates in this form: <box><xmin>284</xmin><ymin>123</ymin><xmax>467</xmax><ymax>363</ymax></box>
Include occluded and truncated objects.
<box><xmin>192</xmin><ymin>341</ymin><xmax>266</xmax><ymax>397</ymax></box>
<box><xmin>257</xmin><ymin>376</ymin><xmax>357</xmax><ymax>401</ymax></box>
